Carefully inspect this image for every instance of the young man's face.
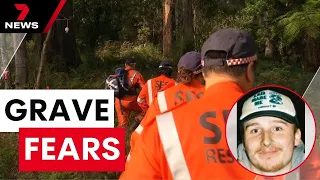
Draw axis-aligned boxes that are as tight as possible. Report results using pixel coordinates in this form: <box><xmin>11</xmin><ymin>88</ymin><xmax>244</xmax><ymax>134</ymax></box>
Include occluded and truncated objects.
<box><xmin>243</xmin><ymin>116</ymin><xmax>301</xmax><ymax>174</ymax></box>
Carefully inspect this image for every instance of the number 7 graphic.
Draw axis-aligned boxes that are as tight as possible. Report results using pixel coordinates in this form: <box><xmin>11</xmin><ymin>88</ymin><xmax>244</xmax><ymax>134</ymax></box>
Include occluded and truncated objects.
<box><xmin>15</xmin><ymin>4</ymin><xmax>29</xmax><ymax>21</ymax></box>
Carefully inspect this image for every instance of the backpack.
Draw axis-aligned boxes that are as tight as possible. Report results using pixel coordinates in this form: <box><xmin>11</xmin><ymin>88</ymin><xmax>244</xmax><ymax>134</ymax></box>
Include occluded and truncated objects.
<box><xmin>105</xmin><ymin>68</ymin><xmax>130</xmax><ymax>99</ymax></box>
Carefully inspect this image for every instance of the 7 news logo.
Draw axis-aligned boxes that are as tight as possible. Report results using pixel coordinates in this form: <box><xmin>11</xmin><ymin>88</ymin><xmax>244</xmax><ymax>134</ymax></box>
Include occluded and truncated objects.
<box><xmin>4</xmin><ymin>4</ymin><xmax>39</xmax><ymax>30</ymax></box>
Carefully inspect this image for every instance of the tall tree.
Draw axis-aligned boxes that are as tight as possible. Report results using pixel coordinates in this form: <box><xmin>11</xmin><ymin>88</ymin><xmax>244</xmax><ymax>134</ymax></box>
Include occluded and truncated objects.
<box><xmin>13</xmin><ymin>33</ymin><xmax>27</xmax><ymax>89</ymax></box>
<box><xmin>35</xmin><ymin>29</ymin><xmax>54</xmax><ymax>89</ymax></box>
<box><xmin>48</xmin><ymin>0</ymin><xmax>81</xmax><ymax>72</ymax></box>
<box><xmin>163</xmin><ymin>0</ymin><xmax>173</xmax><ymax>57</ymax></box>
<box><xmin>0</xmin><ymin>34</ymin><xmax>12</xmax><ymax>89</ymax></box>
<box><xmin>181</xmin><ymin>0</ymin><xmax>194</xmax><ymax>54</ymax></box>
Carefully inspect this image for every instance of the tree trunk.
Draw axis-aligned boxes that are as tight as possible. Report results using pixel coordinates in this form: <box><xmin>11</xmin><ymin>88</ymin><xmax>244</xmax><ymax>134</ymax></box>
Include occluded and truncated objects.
<box><xmin>35</xmin><ymin>28</ymin><xmax>54</xmax><ymax>89</ymax></box>
<box><xmin>265</xmin><ymin>37</ymin><xmax>273</xmax><ymax>57</ymax></box>
<box><xmin>13</xmin><ymin>33</ymin><xmax>27</xmax><ymax>89</ymax></box>
<box><xmin>0</xmin><ymin>33</ymin><xmax>12</xmax><ymax>89</ymax></box>
<box><xmin>193</xmin><ymin>6</ymin><xmax>198</xmax><ymax>50</ymax></box>
<box><xmin>181</xmin><ymin>0</ymin><xmax>194</xmax><ymax>54</ymax></box>
<box><xmin>174</xmin><ymin>0</ymin><xmax>181</xmax><ymax>40</ymax></box>
<box><xmin>0</xmin><ymin>34</ymin><xmax>7</xmax><ymax>71</ymax></box>
<box><xmin>33</xmin><ymin>33</ymin><xmax>45</xmax><ymax>60</ymax></box>
<box><xmin>303</xmin><ymin>35</ymin><xmax>320</xmax><ymax>72</ymax></box>
<box><xmin>47</xmin><ymin>0</ymin><xmax>81</xmax><ymax>72</ymax></box>
<box><xmin>163</xmin><ymin>0</ymin><xmax>173</xmax><ymax>57</ymax></box>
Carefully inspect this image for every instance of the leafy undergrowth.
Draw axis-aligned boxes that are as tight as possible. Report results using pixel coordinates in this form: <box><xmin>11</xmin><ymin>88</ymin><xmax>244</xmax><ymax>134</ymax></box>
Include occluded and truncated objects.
<box><xmin>0</xmin><ymin>43</ymin><xmax>317</xmax><ymax>179</ymax></box>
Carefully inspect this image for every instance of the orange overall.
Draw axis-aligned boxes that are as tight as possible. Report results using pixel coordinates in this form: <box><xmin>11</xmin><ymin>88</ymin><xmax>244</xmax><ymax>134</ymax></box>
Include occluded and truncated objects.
<box><xmin>129</xmin><ymin>79</ymin><xmax>204</xmax><ymax>160</ymax></box>
<box><xmin>114</xmin><ymin>67</ymin><xmax>145</xmax><ymax>128</ymax></box>
<box><xmin>137</xmin><ymin>74</ymin><xmax>176</xmax><ymax>113</ymax></box>
<box><xmin>120</xmin><ymin>81</ymin><xmax>257</xmax><ymax>179</ymax></box>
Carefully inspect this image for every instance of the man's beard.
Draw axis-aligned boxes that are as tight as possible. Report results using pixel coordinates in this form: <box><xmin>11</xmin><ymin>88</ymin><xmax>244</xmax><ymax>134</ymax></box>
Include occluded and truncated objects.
<box><xmin>249</xmin><ymin>146</ymin><xmax>291</xmax><ymax>172</ymax></box>
<box><xmin>253</xmin><ymin>160</ymin><xmax>288</xmax><ymax>172</ymax></box>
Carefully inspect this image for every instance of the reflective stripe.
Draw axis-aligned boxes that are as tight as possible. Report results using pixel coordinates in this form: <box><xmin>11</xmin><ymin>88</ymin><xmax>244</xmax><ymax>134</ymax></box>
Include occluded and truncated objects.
<box><xmin>127</xmin><ymin>151</ymin><xmax>131</xmax><ymax>161</ymax></box>
<box><xmin>156</xmin><ymin>112</ymin><xmax>191</xmax><ymax>179</ymax></box>
<box><xmin>157</xmin><ymin>91</ymin><xmax>168</xmax><ymax>113</ymax></box>
<box><xmin>129</xmin><ymin>71</ymin><xmax>138</xmax><ymax>86</ymax></box>
<box><xmin>147</xmin><ymin>80</ymin><xmax>153</xmax><ymax>105</ymax></box>
<box><xmin>137</xmin><ymin>97</ymin><xmax>145</xmax><ymax>103</ymax></box>
<box><xmin>135</xmin><ymin>125</ymin><xmax>143</xmax><ymax>134</ymax></box>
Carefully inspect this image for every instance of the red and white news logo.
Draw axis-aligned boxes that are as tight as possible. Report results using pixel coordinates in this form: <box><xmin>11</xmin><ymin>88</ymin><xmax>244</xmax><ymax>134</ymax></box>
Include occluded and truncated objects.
<box><xmin>5</xmin><ymin>4</ymin><xmax>39</xmax><ymax>30</ymax></box>
<box><xmin>0</xmin><ymin>90</ymin><xmax>125</xmax><ymax>172</ymax></box>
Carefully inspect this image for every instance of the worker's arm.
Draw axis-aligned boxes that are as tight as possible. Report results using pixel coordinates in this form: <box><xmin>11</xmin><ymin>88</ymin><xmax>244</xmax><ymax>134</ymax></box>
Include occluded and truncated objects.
<box><xmin>137</xmin><ymin>80</ymin><xmax>149</xmax><ymax>112</ymax></box>
<box><xmin>120</xmin><ymin>123</ymin><xmax>163</xmax><ymax>179</ymax></box>
<box><xmin>135</xmin><ymin>72</ymin><xmax>146</xmax><ymax>89</ymax></box>
<box><xmin>129</xmin><ymin>98</ymin><xmax>160</xmax><ymax>152</ymax></box>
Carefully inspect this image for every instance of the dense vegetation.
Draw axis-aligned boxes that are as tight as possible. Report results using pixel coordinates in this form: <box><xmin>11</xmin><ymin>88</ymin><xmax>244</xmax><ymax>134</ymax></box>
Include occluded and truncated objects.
<box><xmin>0</xmin><ymin>0</ymin><xmax>319</xmax><ymax>179</ymax></box>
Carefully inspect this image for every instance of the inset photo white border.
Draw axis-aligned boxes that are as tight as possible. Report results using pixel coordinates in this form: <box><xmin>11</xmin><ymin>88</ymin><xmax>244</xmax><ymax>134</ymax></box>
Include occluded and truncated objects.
<box><xmin>225</xmin><ymin>85</ymin><xmax>316</xmax><ymax>177</ymax></box>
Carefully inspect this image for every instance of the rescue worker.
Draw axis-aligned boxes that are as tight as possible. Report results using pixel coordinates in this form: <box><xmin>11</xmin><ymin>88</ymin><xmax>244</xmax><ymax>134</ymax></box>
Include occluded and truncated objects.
<box><xmin>132</xmin><ymin>60</ymin><xmax>176</xmax><ymax>131</ymax></box>
<box><xmin>129</xmin><ymin>51</ymin><xmax>205</xmax><ymax>149</ymax></box>
<box><xmin>120</xmin><ymin>28</ymin><xmax>259</xmax><ymax>179</ymax></box>
<box><xmin>136</xmin><ymin>60</ymin><xmax>176</xmax><ymax>114</ymax></box>
<box><xmin>121</xmin><ymin>51</ymin><xmax>205</xmax><ymax>178</ymax></box>
<box><xmin>115</xmin><ymin>58</ymin><xmax>146</xmax><ymax>128</ymax></box>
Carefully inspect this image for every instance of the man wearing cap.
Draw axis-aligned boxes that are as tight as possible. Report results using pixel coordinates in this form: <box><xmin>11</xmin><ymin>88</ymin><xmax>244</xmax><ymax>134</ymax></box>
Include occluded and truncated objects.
<box><xmin>114</xmin><ymin>58</ymin><xmax>146</xmax><ymax>128</ymax></box>
<box><xmin>120</xmin><ymin>51</ymin><xmax>205</xmax><ymax>178</ymax></box>
<box><xmin>119</xmin><ymin>28</ymin><xmax>258</xmax><ymax>179</ymax></box>
<box><xmin>237</xmin><ymin>89</ymin><xmax>305</xmax><ymax>176</ymax></box>
<box><xmin>134</xmin><ymin>60</ymin><xmax>176</xmax><ymax>130</ymax></box>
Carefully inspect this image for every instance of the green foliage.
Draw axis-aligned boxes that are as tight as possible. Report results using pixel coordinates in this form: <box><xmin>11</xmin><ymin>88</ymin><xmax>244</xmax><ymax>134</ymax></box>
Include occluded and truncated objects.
<box><xmin>73</xmin><ymin>0</ymin><xmax>162</xmax><ymax>49</ymax></box>
<box><xmin>0</xmin><ymin>133</ymin><xmax>18</xmax><ymax>179</ymax></box>
<box><xmin>234</xmin><ymin>0</ymin><xmax>286</xmax><ymax>50</ymax></box>
<box><xmin>278</xmin><ymin>0</ymin><xmax>320</xmax><ymax>45</ymax></box>
<box><xmin>255</xmin><ymin>57</ymin><xmax>314</xmax><ymax>95</ymax></box>
<box><xmin>39</xmin><ymin>42</ymin><xmax>166</xmax><ymax>89</ymax></box>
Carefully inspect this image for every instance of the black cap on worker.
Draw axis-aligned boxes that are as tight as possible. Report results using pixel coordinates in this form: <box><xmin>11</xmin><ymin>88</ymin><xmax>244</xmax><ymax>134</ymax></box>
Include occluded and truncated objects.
<box><xmin>125</xmin><ymin>58</ymin><xmax>136</xmax><ymax>64</ymax></box>
<box><xmin>159</xmin><ymin>59</ymin><xmax>173</xmax><ymax>68</ymax></box>
<box><xmin>178</xmin><ymin>51</ymin><xmax>202</xmax><ymax>73</ymax></box>
<box><xmin>201</xmin><ymin>28</ymin><xmax>257</xmax><ymax>67</ymax></box>
<box><xmin>115</xmin><ymin>67</ymin><xmax>123</xmax><ymax>74</ymax></box>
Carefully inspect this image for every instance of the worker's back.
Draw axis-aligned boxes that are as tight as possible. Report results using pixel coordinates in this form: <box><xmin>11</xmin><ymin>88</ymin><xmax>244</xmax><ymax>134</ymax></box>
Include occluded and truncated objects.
<box><xmin>125</xmin><ymin>67</ymin><xmax>144</xmax><ymax>91</ymax></box>
<box><xmin>155</xmin><ymin>82</ymin><xmax>254</xmax><ymax>179</ymax></box>
<box><xmin>122</xmin><ymin>81</ymin><xmax>257</xmax><ymax>179</ymax></box>
<box><xmin>114</xmin><ymin>58</ymin><xmax>146</xmax><ymax>128</ymax></box>
<box><xmin>148</xmin><ymin>74</ymin><xmax>176</xmax><ymax>101</ymax></box>
<box><xmin>129</xmin><ymin>79</ymin><xmax>205</xmax><ymax>159</ymax></box>
<box><xmin>137</xmin><ymin>74</ymin><xmax>176</xmax><ymax>109</ymax></box>
<box><xmin>142</xmin><ymin>79</ymin><xmax>204</xmax><ymax>126</ymax></box>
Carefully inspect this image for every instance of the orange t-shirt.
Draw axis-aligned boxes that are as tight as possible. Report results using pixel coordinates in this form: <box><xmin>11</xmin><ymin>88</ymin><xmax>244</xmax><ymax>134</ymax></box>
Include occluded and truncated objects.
<box><xmin>120</xmin><ymin>81</ymin><xmax>257</xmax><ymax>180</ymax></box>
<box><xmin>137</xmin><ymin>75</ymin><xmax>176</xmax><ymax>112</ymax></box>
<box><xmin>130</xmin><ymin>79</ymin><xmax>204</xmax><ymax>150</ymax></box>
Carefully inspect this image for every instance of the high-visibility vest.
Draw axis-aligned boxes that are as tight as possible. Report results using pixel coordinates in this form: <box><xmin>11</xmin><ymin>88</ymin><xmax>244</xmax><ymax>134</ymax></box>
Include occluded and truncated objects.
<box><xmin>128</xmin><ymin>81</ymin><xmax>205</xmax><ymax>163</ymax></box>
<box><xmin>137</xmin><ymin>76</ymin><xmax>177</xmax><ymax>107</ymax></box>
<box><xmin>133</xmin><ymin>81</ymin><xmax>204</xmax><ymax>137</ymax></box>
<box><xmin>148</xmin><ymin>80</ymin><xmax>178</xmax><ymax>105</ymax></box>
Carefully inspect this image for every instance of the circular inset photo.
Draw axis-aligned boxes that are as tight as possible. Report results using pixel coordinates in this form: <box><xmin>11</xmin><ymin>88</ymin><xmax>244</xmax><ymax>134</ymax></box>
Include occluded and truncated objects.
<box><xmin>225</xmin><ymin>85</ymin><xmax>316</xmax><ymax>177</ymax></box>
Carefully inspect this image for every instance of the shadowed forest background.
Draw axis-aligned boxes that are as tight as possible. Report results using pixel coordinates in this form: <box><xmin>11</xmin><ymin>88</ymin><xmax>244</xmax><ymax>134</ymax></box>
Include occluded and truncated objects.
<box><xmin>0</xmin><ymin>0</ymin><xmax>319</xmax><ymax>179</ymax></box>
